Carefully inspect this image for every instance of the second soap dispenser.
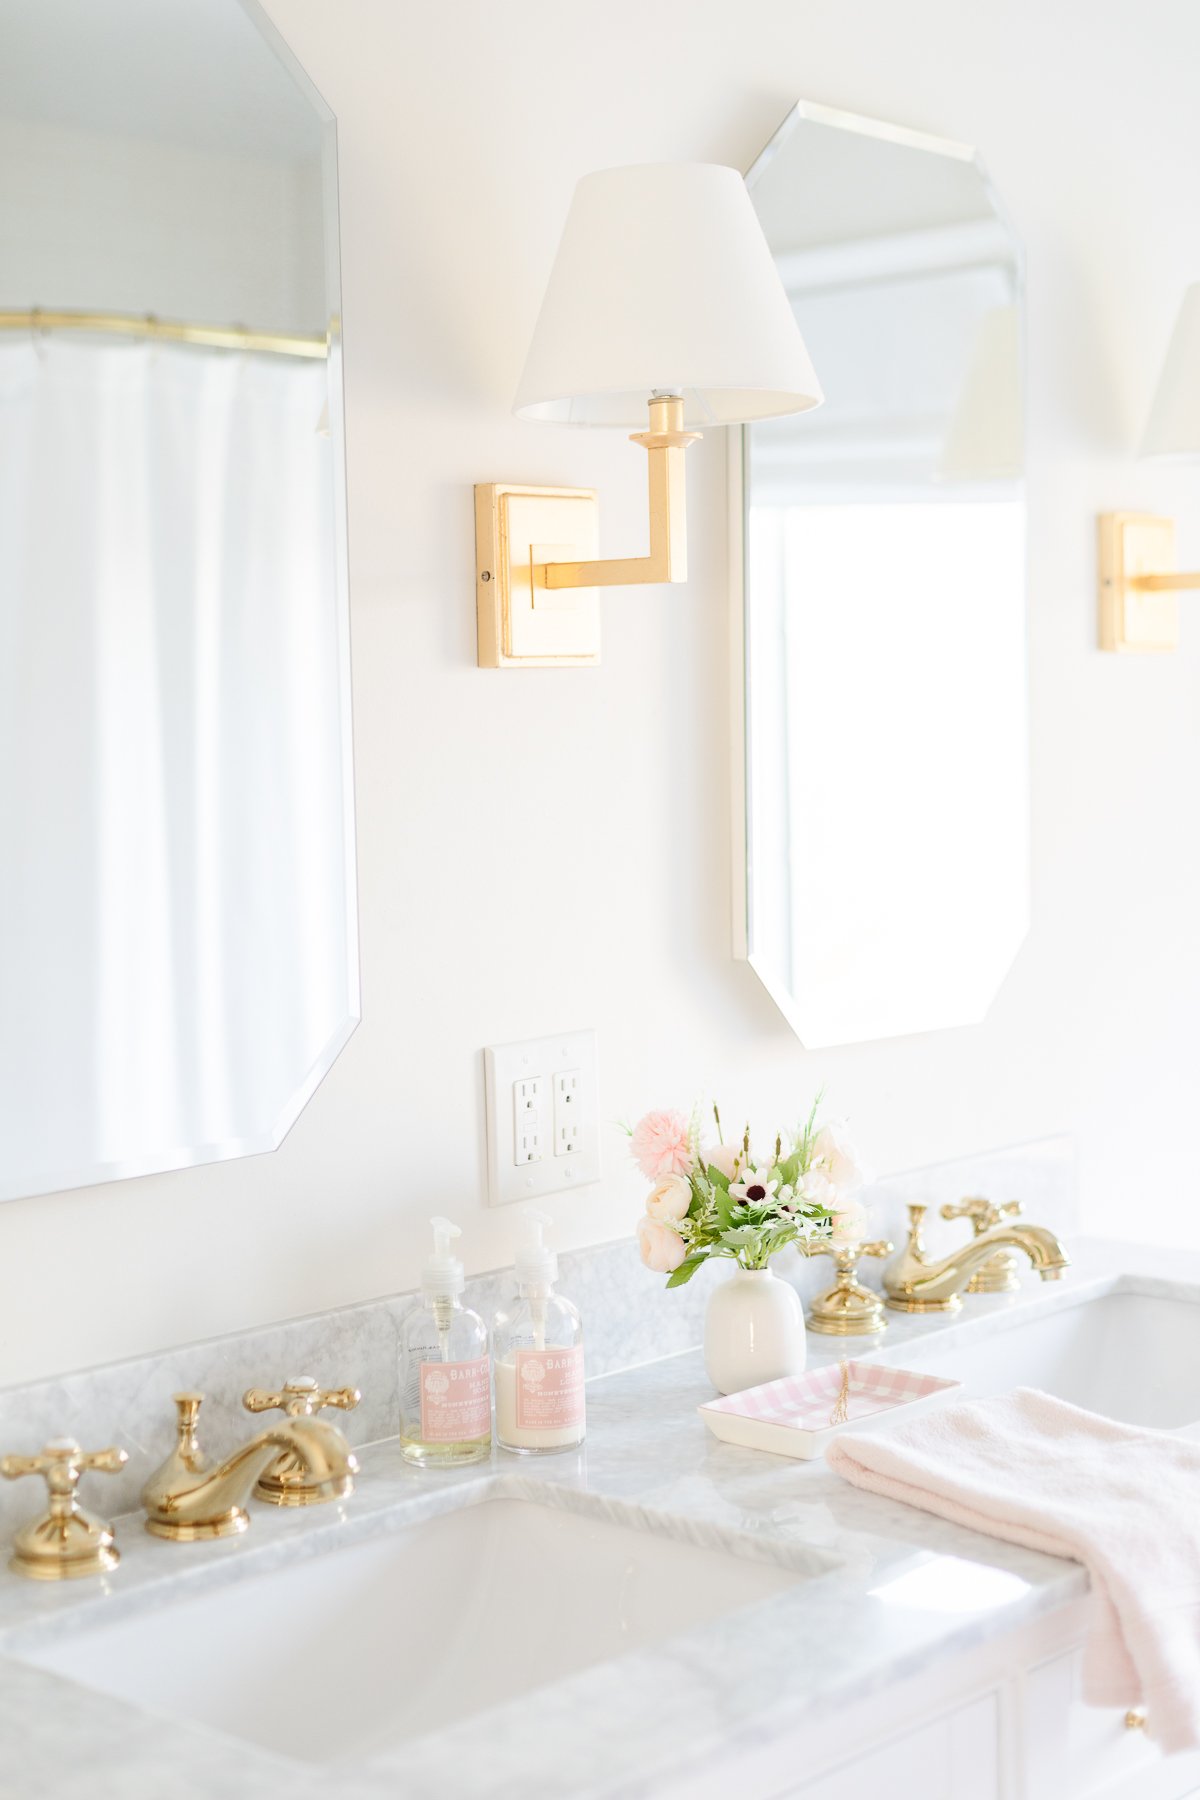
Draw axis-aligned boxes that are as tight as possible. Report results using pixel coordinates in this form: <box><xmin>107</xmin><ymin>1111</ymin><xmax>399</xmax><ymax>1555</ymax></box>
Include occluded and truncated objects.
<box><xmin>493</xmin><ymin>1210</ymin><xmax>585</xmax><ymax>1455</ymax></box>
<box><xmin>398</xmin><ymin>1217</ymin><xmax>491</xmax><ymax>1468</ymax></box>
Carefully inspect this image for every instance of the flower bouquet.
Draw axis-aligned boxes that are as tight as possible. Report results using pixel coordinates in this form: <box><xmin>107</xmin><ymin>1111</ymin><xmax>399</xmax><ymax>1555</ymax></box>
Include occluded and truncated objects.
<box><xmin>628</xmin><ymin>1098</ymin><xmax>871</xmax><ymax>1394</ymax></box>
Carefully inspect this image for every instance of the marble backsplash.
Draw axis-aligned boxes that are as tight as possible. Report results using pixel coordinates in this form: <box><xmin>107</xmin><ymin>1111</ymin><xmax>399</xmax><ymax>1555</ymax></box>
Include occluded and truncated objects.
<box><xmin>0</xmin><ymin>1136</ymin><xmax>1075</xmax><ymax>1532</ymax></box>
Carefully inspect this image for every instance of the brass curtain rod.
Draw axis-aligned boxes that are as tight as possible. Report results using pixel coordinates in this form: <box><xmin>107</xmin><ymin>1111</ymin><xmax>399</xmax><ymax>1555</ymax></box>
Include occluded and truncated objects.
<box><xmin>0</xmin><ymin>308</ymin><xmax>329</xmax><ymax>360</ymax></box>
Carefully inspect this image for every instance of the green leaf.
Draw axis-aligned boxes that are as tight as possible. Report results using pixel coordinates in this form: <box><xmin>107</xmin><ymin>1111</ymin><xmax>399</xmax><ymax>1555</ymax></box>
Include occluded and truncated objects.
<box><xmin>705</xmin><ymin>1163</ymin><xmax>730</xmax><ymax>1192</ymax></box>
<box><xmin>776</xmin><ymin>1153</ymin><xmax>801</xmax><ymax>1189</ymax></box>
<box><xmin>665</xmin><ymin>1254</ymin><xmax>708</xmax><ymax>1289</ymax></box>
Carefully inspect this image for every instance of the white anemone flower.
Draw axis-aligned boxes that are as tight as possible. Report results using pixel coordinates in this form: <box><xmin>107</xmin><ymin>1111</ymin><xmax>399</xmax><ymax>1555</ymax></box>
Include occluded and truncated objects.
<box><xmin>729</xmin><ymin>1166</ymin><xmax>779</xmax><ymax>1205</ymax></box>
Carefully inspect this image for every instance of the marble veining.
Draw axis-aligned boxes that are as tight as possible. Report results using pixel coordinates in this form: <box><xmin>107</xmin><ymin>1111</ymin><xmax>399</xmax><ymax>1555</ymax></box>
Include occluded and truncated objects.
<box><xmin>0</xmin><ymin>1233</ymin><xmax>1187</xmax><ymax>1800</ymax></box>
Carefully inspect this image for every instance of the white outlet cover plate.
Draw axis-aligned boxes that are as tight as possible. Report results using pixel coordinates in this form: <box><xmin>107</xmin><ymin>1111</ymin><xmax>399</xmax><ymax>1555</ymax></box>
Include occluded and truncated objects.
<box><xmin>483</xmin><ymin>1030</ymin><xmax>600</xmax><ymax>1206</ymax></box>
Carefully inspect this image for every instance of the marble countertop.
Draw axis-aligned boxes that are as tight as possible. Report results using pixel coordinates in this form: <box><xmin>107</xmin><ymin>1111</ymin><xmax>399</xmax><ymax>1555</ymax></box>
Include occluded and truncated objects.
<box><xmin>0</xmin><ymin>1237</ymin><xmax>1193</xmax><ymax>1800</ymax></box>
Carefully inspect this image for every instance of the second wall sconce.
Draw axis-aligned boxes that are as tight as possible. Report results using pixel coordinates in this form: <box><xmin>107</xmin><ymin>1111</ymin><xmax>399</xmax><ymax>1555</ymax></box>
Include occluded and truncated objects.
<box><xmin>1099</xmin><ymin>282</ymin><xmax>1200</xmax><ymax>652</ymax></box>
<box><xmin>476</xmin><ymin>162</ymin><xmax>823</xmax><ymax>667</ymax></box>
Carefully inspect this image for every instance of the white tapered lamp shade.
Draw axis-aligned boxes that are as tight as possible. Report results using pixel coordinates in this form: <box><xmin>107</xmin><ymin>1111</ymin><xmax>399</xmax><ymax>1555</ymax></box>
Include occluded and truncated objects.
<box><xmin>513</xmin><ymin>163</ymin><xmax>823</xmax><ymax>429</ymax></box>
<box><xmin>938</xmin><ymin>305</ymin><xmax>1022</xmax><ymax>482</ymax></box>
<box><xmin>1141</xmin><ymin>283</ymin><xmax>1200</xmax><ymax>460</ymax></box>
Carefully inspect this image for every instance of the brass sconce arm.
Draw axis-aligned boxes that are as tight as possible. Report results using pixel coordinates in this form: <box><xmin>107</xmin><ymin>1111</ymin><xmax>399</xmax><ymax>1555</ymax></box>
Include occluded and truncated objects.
<box><xmin>540</xmin><ymin>396</ymin><xmax>700</xmax><ymax>590</ymax></box>
<box><xmin>475</xmin><ymin>396</ymin><xmax>702</xmax><ymax>668</ymax></box>
<box><xmin>1125</xmin><ymin>569</ymin><xmax>1200</xmax><ymax>591</ymax></box>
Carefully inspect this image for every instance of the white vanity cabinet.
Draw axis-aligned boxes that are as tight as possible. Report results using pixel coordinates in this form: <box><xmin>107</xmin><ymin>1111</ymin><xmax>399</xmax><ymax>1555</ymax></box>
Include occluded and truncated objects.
<box><xmin>779</xmin><ymin>1691</ymin><xmax>1002</xmax><ymax>1800</ymax></box>
<box><xmin>667</xmin><ymin>1600</ymin><xmax>1200</xmax><ymax>1800</ymax></box>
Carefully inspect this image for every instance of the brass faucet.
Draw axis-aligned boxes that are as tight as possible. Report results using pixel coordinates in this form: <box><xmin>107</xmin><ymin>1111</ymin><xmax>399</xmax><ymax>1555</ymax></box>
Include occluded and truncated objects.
<box><xmin>142</xmin><ymin>1392</ymin><xmax>358</xmax><ymax>1541</ymax></box>
<box><xmin>940</xmin><ymin>1197</ymin><xmax>1025</xmax><ymax>1292</ymax></box>
<box><xmin>883</xmin><ymin>1202</ymin><xmax>1069</xmax><ymax>1313</ymax></box>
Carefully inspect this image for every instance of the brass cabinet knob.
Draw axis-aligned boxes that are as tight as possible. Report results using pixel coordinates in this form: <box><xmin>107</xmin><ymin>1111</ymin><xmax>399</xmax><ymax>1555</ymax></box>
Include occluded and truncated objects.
<box><xmin>1124</xmin><ymin>1708</ymin><xmax>1147</xmax><ymax>1731</ymax></box>
<box><xmin>1</xmin><ymin>1437</ymin><xmax>128</xmax><ymax>1580</ymax></box>
<box><xmin>242</xmin><ymin>1378</ymin><xmax>360</xmax><ymax>1507</ymax></box>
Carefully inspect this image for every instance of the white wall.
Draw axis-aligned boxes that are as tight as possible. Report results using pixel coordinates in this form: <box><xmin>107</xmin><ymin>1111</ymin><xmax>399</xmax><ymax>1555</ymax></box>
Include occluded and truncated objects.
<box><xmin>1</xmin><ymin>0</ymin><xmax>1198</xmax><ymax>1384</ymax></box>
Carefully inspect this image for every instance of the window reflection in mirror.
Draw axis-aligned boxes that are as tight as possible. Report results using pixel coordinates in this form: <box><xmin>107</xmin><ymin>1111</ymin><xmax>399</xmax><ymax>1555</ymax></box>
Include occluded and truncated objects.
<box><xmin>738</xmin><ymin>103</ymin><xmax>1027</xmax><ymax>1046</ymax></box>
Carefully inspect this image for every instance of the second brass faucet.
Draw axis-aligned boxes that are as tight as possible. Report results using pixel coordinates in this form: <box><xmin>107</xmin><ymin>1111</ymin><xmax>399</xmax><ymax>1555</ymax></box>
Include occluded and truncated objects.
<box><xmin>883</xmin><ymin>1202</ymin><xmax>1068</xmax><ymax>1313</ymax></box>
<box><xmin>142</xmin><ymin>1392</ymin><xmax>358</xmax><ymax>1541</ymax></box>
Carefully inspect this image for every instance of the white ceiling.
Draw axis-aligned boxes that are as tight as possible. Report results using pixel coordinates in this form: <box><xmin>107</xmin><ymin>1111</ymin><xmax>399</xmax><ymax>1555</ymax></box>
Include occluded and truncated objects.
<box><xmin>0</xmin><ymin>0</ymin><xmax>325</xmax><ymax>161</ymax></box>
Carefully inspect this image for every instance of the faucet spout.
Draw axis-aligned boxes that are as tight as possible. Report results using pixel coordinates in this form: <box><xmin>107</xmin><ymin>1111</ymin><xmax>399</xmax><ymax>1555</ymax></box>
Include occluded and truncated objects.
<box><xmin>142</xmin><ymin>1393</ymin><xmax>357</xmax><ymax>1541</ymax></box>
<box><xmin>883</xmin><ymin>1204</ymin><xmax>1069</xmax><ymax>1313</ymax></box>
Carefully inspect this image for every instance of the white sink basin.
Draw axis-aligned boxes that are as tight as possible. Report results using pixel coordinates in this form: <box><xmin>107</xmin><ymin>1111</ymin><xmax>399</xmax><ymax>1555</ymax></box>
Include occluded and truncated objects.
<box><xmin>20</xmin><ymin>1496</ymin><xmax>816</xmax><ymax>1764</ymax></box>
<box><xmin>898</xmin><ymin>1290</ymin><xmax>1200</xmax><ymax>1429</ymax></box>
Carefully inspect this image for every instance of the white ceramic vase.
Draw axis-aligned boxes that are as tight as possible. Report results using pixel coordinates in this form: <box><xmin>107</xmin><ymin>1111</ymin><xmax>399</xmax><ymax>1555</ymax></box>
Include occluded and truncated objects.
<box><xmin>703</xmin><ymin>1266</ymin><xmax>807</xmax><ymax>1396</ymax></box>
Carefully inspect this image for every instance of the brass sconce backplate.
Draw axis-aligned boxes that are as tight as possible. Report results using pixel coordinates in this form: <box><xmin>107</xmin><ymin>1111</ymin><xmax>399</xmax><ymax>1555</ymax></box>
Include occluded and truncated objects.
<box><xmin>475</xmin><ymin>484</ymin><xmax>600</xmax><ymax>668</ymax></box>
<box><xmin>1098</xmin><ymin>512</ymin><xmax>1179</xmax><ymax>651</ymax></box>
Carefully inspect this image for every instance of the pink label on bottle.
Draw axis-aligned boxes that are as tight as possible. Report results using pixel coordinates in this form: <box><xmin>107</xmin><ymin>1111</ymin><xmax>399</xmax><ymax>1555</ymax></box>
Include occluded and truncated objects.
<box><xmin>515</xmin><ymin>1345</ymin><xmax>585</xmax><ymax>1432</ymax></box>
<box><xmin>419</xmin><ymin>1357</ymin><xmax>490</xmax><ymax>1443</ymax></box>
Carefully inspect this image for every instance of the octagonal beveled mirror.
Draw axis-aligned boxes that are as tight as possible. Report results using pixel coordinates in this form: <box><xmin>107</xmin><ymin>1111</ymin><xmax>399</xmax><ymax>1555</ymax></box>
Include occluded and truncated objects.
<box><xmin>732</xmin><ymin>100</ymin><xmax>1028</xmax><ymax>1046</ymax></box>
<box><xmin>0</xmin><ymin>0</ymin><xmax>358</xmax><ymax>1201</ymax></box>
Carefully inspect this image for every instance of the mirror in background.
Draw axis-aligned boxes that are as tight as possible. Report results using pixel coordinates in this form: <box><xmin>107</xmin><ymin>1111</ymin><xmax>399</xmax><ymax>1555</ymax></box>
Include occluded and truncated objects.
<box><xmin>0</xmin><ymin>0</ymin><xmax>357</xmax><ymax>1202</ymax></box>
<box><xmin>736</xmin><ymin>101</ymin><xmax>1027</xmax><ymax>1046</ymax></box>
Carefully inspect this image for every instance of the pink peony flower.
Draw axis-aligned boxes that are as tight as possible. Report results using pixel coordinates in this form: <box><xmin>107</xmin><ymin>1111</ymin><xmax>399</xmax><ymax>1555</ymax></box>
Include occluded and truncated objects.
<box><xmin>637</xmin><ymin>1216</ymin><xmax>688</xmax><ymax>1273</ymax></box>
<box><xmin>646</xmin><ymin>1174</ymin><xmax>692</xmax><ymax>1223</ymax></box>
<box><xmin>630</xmin><ymin>1110</ymin><xmax>694</xmax><ymax>1180</ymax></box>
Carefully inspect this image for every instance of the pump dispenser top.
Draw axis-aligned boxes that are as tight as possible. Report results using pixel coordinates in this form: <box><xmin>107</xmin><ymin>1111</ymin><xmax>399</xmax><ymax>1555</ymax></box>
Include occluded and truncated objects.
<box><xmin>423</xmin><ymin>1216</ymin><xmax>465</xmax><ymax>1301</ymax></box>
<box><xmin>515</xmin><ymin>1208</ymin><xmax>558</xmax><ymax>1289</ymax></box>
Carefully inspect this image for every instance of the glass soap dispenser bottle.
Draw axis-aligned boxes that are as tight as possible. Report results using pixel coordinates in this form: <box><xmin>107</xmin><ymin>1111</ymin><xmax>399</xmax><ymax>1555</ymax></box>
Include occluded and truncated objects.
<box><xmin>398</xmin><ymin>1216</ymin><xmax>491</xmax><ymax>1468</ymax></box>
<box><xmin>493</xmin><ymin>1210</ymin><xmax>585</xmax><ymax>1455</ymax></box>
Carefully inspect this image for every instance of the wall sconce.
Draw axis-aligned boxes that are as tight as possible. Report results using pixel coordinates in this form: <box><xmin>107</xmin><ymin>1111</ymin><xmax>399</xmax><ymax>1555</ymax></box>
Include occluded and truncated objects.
<box><xmin>475</xmin><ymin>162</ymin><xmax>823</xmax><ymax>667</ymax></box>
<box><xmin>1099</xmin><ymin>283</ymin><xmax>1200</xmax><ymax>651</ymax></box>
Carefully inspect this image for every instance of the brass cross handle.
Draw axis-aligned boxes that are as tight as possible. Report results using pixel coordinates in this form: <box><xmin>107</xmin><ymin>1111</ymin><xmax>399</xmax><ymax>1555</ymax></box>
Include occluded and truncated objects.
<box><xmin>1</xmin><ymin>1437</ymin><xmax>128</xmax><ymax>1580</ymax></box>
<box><xmin>940</xmin><ymin>1197</ymin><xmax>1022</xmax><ymax>1235</ymax></box>
<box><xmin>243</xmin><ymin>1376</ymin><xmax>361</xmax><ymax>1420</ymax></box>
<box><xmin>1</xmin><ymin>1437</ymin><xmax>127</xmax><ymax>1496</ymax></box>
<box><xmin>806</xmin><ymin>1239</ymin><xmax>895</xmax><ymax>1338</ymax></box>
<box><xmin>242</xmin><ymin>1379</ymin><xmax>360</xmax><ymax>1508</ymax></box>
<box><xmin>811</xmin><ymin>1237</ymin><xmax>894</xmax><ymax>1264</ymax></box>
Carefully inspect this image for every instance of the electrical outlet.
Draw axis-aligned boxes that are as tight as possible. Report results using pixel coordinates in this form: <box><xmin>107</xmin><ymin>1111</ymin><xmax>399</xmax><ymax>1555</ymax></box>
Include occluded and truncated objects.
<box><xmin>484</xmin><ymin>1031</ymin><xmax>600</xmax><ymax>1205</ymax></box>
<box><xmin>513</xmin><ymin>1076</ymin><xmax>545</xmax><ymax>1164</ymax></box>
<box><xmin>554</xmin><ymin>1070</ymin><xmax>581</xmax><ymax>1155</ymax></box>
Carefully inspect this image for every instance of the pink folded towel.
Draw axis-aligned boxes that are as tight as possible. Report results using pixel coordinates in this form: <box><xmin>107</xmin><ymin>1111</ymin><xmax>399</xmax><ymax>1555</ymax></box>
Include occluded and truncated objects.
<box><xmin>826</xmin><ymin>1387</ymin><xmax>1200</xmax><ymax>1753</ymax></box>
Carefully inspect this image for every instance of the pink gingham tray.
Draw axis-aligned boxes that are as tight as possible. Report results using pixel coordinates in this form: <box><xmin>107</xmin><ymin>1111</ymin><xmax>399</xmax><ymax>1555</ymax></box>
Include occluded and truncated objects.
<box><xmin>699</xmin><ymin>1360</ymin><xmax>962</xmax><ymax>1460</ymax></box>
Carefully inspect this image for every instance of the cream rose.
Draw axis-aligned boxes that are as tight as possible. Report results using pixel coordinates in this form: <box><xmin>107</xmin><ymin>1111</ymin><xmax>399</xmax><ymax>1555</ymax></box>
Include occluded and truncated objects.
<box><xmin>829</xmin><ymin>1199</ymin><xmax>869</xmax><ymax>1249</ymax></box>
<box><xmin>637</xmin><ymin>1216</ymin><xmax>687</xmax><ymax>1273</ymax></box>
<box><xmin>646</xmin><ymin>1174</ymin><xmax>691</xmax><ymax>1223</ymax></box>
<box><xmin>705</xmin><ymin>1141</ymin><xmax>742</xmax><ymax>1181</ymax></box>
<box><xmin>799</xmin><ymin>1166</ymin><xmax>834</xmax><ymax>1207</ymax></box>
<box><xmin>811</xmin><ymin>1122</ymin><xmax>870</xmax><ymax>1198</ymax></box>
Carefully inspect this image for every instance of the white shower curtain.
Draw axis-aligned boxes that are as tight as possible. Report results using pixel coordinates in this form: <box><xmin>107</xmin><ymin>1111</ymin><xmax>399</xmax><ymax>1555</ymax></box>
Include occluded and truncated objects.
<box><xmin>0</xmin><ymin>335</ymin><xmax>355</xmax><ymax>1197</ymax></box>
